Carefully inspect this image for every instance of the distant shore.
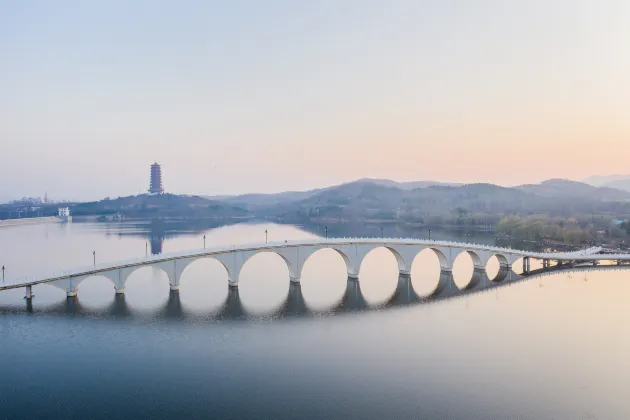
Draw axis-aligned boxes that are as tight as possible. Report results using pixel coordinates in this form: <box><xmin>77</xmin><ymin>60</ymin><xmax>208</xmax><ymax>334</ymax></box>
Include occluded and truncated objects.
<box><xmin>0</xmin><ymin>216</ymin><xmax>62</xmax><ymax>228</ymax></box>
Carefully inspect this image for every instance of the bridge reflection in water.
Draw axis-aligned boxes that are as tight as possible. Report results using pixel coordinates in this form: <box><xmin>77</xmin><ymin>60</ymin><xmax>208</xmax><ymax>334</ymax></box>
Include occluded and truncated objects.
<box><xmin>8</xmin><ymin>265</ymin><xmax>628</xmax><ymax>322</ymax></box>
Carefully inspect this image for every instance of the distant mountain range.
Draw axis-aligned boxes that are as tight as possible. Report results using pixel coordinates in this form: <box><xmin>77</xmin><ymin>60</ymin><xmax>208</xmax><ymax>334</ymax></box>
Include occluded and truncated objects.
<box><xmin>583</xmin><ymin>174</ymin><xmax>630</xmax><ymax>193</ymax></box>
<box><xmin>209</xmin><ymin>177</ymin><xmax>630</xmax><ymax>208</ymax></box>
<box><xmin>202</xmin><ymin>177</ymin><xmax>630</xmax><ymax>225</ymax></box>
<box><xmin>203</xmin><ymin>179</ymin><xmax>459</xmax><ymax>207</ymax></box>
<box><xmin>352</xmin><ymin>178</ymin><xmax>462</xmax><ymax>190</ymax></box>
<box><xmin>31</xmin><ymin>177</ymin><xmax>629</xmax><ymax>228</ymax></box>
<box><xmin>516</xmin><ymin>178</ymin><xmax>630</xmax><ymax>200</ymax></box>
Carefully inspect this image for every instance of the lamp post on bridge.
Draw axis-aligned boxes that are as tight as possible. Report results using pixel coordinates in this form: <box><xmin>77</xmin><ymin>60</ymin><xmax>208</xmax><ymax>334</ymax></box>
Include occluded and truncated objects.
<box><xmin>1</xmin><ymin>265</ymin><xmax>4</xmax><ymax>283</ymax></box>
<box><xmin>145</xmin><ymin>242</ymin><xmax>148</xmax><ymax>258</ymax></box>
<box><xmin>381</xmin><ymin>227</ymin><xmax>384</xmax><ymax>239</ymax></box>
<box><xmin>203</xmin><ymin>234</ymin><xmax>206</xmax><ymax>249</ymax></box>
<box><xmin>325</xmin><ymin>226</ymin><xmax>328</xmax><ymax>239</ymax></box>
<box><xmin>428</xmin><ymin>229</ymin><xmax>432</xmax><ymax>241</ymax></box>
<box><xmin>93</xmin><ymin>251</ymin><xmax>96</xmax><ymax>267</ymax></box>
<box><xmin>265</xmin><ymin>230</ymin><xmax>268</xmax><ymax>244</ymax></box>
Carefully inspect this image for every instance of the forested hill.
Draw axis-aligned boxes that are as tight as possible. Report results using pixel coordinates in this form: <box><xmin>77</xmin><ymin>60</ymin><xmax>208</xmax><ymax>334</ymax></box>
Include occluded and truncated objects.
<box><xmin>208</xmin><ymin>178</ymin><xmax>630</xmax><ymax>245</ymax></box>
<box><xmin>70</xmin><ymin>194</ymin><xmax>249</xmax><ymax>219</ymax></box>
<box><xmin>220</xmin><ymin>178</ymin><xmax>630</xmax><ymax>222</ymax></box>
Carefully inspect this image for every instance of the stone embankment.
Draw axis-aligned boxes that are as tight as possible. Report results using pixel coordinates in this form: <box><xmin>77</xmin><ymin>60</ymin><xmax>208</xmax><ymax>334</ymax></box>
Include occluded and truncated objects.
<box><xmin>0</xmin><ymin>216</ymin><xmax>62</xmax><ymax>228</ymax></box>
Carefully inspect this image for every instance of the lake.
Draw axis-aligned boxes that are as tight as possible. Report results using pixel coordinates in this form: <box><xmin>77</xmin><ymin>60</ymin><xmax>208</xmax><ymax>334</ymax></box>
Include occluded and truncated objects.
<box><xmin>1</xmin><ymin>220</ymin><xmax>629</xmax><ymax>420</ymax></box>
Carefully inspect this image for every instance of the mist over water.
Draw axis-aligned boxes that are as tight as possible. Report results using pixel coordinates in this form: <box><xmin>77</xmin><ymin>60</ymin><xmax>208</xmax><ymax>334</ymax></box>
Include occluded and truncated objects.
<box><xmin>1</xmin><ymin>221</ymin><xmax>629</xmax><ymax>420</ymax></box>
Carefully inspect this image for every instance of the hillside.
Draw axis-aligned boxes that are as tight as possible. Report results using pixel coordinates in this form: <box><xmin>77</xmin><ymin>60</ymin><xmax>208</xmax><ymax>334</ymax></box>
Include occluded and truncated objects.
<box><xmin>70</xmin><ymin>194</ymin><xmax>250</xmax><ymax>219</ymax></box>
<box><xmin>354</xmin><ymin>178</ymin><xmax>462</xmax><ymax>190</ymax></box>
<box><xmin>584</xmin><ymin>174</ymin><xmax>630</xmax><ymax>186</ymax></box>
<box><xmin>205</xmin><ymin>178</ymin><xmax>462</xmax><ymax>207</ymax></box>
<box><xmin>602</xmin><ymin>179</ymin><xmax>630</xmax><ymax>193</ymax></box>
<box><xmin>516</xmin><ymin>179</ymin><xmax>630</xmax><ymax>200</ymax></box>
<box><xmin>234</xmin><ymin>179</ymin><xmax>630</xmax><ymax>232</ymax></box>
<box><xmin>584</xmin><ymin>174</ymin><xmax>630</xmax><ymax>193</ymax></box>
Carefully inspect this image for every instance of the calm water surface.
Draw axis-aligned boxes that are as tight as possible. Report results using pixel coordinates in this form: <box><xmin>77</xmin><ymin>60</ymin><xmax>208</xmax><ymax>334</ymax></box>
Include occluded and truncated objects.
<box><xmin>1</xmin><ymin>221</ymin><xmax>629</xmax><ymax>419</ymax></box>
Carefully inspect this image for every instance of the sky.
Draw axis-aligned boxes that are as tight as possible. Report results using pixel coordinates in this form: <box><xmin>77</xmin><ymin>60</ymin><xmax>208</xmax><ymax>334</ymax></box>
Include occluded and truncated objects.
<box><xmin>1</xmin><ymin>0</ymin><xmax>629</xmax><ymax>202</ymax></box>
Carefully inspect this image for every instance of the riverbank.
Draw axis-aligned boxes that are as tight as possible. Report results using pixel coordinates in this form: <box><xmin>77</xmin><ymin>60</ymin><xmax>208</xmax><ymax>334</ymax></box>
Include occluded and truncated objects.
<box><xmin>0</xmin><ymin>216</ymin><xmax>62</xmax><ymax>228</ymax></box>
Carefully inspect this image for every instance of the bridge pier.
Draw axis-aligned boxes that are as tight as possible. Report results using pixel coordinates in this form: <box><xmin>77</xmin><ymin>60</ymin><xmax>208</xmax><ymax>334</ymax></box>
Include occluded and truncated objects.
<box><xmin>429</xmin><ymin>270</ymin><xmax>455</xmax><ymax>297</ymax></box>
<box><xmin>522</xmin><ymin>257</ymin><xmax>531</xmax><ymax>274</ymax></box>
<box><xmin>463</xmin><ymin>268</ymin><xmax>486</xmax><ymax>291</ymax></box>
<box><xmin>281</xmin><ymin>282</ymin><xmax>307</xmax><ymax>316</ymax></box>
<box><xmin>217</xmin><ymin>286</ymin><xmax>244</xmax><ymax>319</ymax></box>
<box><xmin>390</xmin><ymin>275</ymin><xmax>418</xmax><ymax>305</ymax></box>
<box><xmin>164</xmin><ymin>289</ymin><xmax>182</xmax><ymax>318</ymax></box>
<box><xmin>498</xmin><ymin>254</ymin><xmax>518</xmax><ymax>271</ymax></box>
<box><xmin>24</xmin><ymin>285</ymin><xmax>33</xmax><ymax>300</ymax></box>
<box><xmin>340</xmin><ymin>277</ymin><xmax>367</xmax><ymax>310</ymax></box>
<box><xmin>110</xmin><ymin>293</ymin><xmax>130</xmax><ymax>316</ymax></box>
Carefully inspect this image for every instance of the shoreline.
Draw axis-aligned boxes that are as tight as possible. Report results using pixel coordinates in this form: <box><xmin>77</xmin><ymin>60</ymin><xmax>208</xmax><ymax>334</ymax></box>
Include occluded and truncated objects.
<box><xmin>0</xmin><ymin>216</ymin><xmax>62</xmax><ymax>228</ymax></box>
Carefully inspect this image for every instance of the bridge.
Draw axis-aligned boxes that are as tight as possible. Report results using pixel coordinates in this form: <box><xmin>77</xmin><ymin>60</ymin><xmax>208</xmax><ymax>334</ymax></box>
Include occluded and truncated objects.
<box><xmin>1</xmin><ymin>237</ymin><xmax>627</xmax><ymax>300</ymax></box>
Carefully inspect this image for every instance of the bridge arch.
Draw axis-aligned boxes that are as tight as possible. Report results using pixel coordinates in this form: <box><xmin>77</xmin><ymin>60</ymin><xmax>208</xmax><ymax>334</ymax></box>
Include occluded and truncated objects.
<box><xmin>409</xmin><ymin>248</ymin><xmax>442</xmax><ymax>296</ymax></box>
<box><xmin>296</xmin><ymin>245</ymin><xmax>363</xmax><ymax>280</ymax></box>
<box><xmin>496</xmin><ymin>253</ymin><xmax>520</xmax><ymax>270</ymax></box>
<box><xmin>298</xmin><ymin>248</ymin><xmax>349</xmax><ymax>311</ymax></box>
<box><xmin>384</xmin><ymin>246</ymin><xmax>407</xmax><ymax>274</ymax></box>
<box><xmin>174</xmin><ymin>257</ymin><xmax>231</xmax><ymax>312</ymax></box>
<box><xmin>329</xmin><ymin>247</ymin><xmax>354</xmax><ymax>275</ymax></box>
<box><xmin>354</xmin><ymin>246</ymin><xmax>401</xmax><ymax>305</ymax></box>
<box><xmin>429</xmin><ymin>248</ymin><xmax>451</xmax><ymax>271</ymax></box>
<box><xmin>495</xmin><ymin>254</ymin><xmax>509</xmax><ymax>267</ymax></box>
<box><xmin>466</xmin><ymin>250</ymin><xmax>483</xmax><ymax>270</ymax></box>
<box><xmin>486</xmin><ymin>253</ymin><xmax>519</xmax><ymax>281</ymax></box>
<box><xmin>47</xmin><ymin>277</ymin><xmax>86</xmax><ymax>295</ymax></box>
<box><xmin>123</xmin><ymin>265</ymin><xmax>172</xmax><ymax>287</ymax></box>
<box><xmin>243</xmin><ymin>250</ymin><xmax>298</xmax><ymax>281</ymax></box>
<box><xmin>177</xmin><ymin>256</ymin><xmax>234</xmax><ymax>286</ymax></box>
<box><xmin>449</xmin><ymin>250</ymin><xmax>481</xmax><ymax>290</ymax></box>
<box><xmin>356</xmin><ymin>246</ymin><xmax>410</xmax><ymax>276</ymax></box>
<box><xmin>47</xmin><ymin>273</ymin><xmax>117</xmax><ymax>297</ymax></box>
<box><xmin>237</xmin><ymin>251</ymin><xmax>292</xmax><ymax>314</ymax></box>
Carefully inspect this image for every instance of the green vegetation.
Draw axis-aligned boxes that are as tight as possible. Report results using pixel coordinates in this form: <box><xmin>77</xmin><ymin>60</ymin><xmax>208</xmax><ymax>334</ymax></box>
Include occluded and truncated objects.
<box><xmin>497</xmin><ymin>215</ymin><xmax>586</xmax><ymax>244</ymax></box>
<box><xmin>496</xmin><ymin>215</ymin><xmax>628</xmax><ymax>245</ymax></box>
<box><xmin>70</xmin><ymin>194</ymin><xmax>249</xmax><ymax>219</ymax></box>
<box><xmin>249</xmin><ymin>179</ymin><xmax>630</xmax><ymax>246</ymax></box>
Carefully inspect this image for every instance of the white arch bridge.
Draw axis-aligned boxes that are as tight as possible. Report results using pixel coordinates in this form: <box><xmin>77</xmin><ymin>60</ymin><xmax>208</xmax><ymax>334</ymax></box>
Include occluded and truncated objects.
<box><xmin>1</xmin><ymin>238</ymin><xmax>626</xmax><ymax>299</ymax></box>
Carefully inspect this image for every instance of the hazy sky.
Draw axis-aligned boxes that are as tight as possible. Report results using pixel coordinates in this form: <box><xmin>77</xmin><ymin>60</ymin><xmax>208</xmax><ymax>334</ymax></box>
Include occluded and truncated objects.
<box><xmin>1</xmin><ymin>1</ymin><xmax>629</xmax><ymax>201</ymax></box>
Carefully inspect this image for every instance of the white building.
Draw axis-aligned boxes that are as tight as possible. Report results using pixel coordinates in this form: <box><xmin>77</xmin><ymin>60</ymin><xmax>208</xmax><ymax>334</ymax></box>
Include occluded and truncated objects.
<box><xmin>58</xmin><ymin>207</ymin><xmax>70</xmax><ymax>217</ymax></box>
